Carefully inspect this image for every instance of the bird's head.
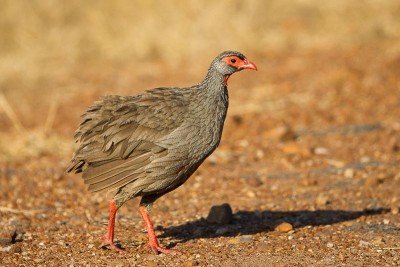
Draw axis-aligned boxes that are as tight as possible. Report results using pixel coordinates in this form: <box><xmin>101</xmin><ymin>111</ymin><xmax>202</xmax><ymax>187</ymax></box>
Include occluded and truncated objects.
<box><xmin>212</xmin><ymin>51</ymin><xmax>257</xmax><ymax>76</ymax></box>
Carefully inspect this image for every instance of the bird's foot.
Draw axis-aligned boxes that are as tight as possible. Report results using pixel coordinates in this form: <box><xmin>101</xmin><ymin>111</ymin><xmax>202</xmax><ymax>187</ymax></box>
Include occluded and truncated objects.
<box><xmin>99</xmin><ymin>235</ymin><xmax>126</xmax><ymax>253</ymax></box>
<box><xmin>145</xmin><ymin>243</ymin><xmax>181</xmax><ymax>255</ymax></box>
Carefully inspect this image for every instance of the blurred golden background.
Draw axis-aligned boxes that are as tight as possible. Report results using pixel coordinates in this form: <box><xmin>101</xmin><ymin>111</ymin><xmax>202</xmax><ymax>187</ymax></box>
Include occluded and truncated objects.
<box><xmin>1</xmin><ymin>0</ymin><xmax>400</xmax><ymax>162</ymax></box>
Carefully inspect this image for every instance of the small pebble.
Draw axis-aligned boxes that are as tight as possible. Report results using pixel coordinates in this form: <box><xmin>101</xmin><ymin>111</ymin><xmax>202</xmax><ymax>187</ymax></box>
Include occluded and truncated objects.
<box><xmin>1</xmin><ymin>246</ymin><xmax>12</xmax><ymax>252</ymax></box>
<box><xmin>11</xmin><ymin>245</ymin><xmax>22</xmax><ymax>253</ymax></box>
<box><xmin>227</xmin><ymin>238</ymin><xmax>240</xmax><ymax>245</ymax></box>
<box><xmin>328</xmin><ymin>160</ymin><xmax>345</xmax><ymax>168</ymax></box>
<box><xmin>275</xmin><ymin>222</ymin><xmax>293</xmax><ymax>233</ymax></box>
<box><xmin>390</xmin><ymin>206</ymin><xmax>399</xmax><ymax>215</ymax></box>
<box><xmin>361</xmin><ymin>156</ymin><xmax>371</xmax><ymax>163</ymax></box>
<box><xmin>344</xmin><ymin>168</ymin><xmax>355</xmax><ymax>179</ymax></box>
<box><xmin>239</xmin><ymin>235</ymin><xmax>253</xmax><ymax>243</ymax></box>
<box><xmin>372</xmin><ymin>236</ymin><xmax>384</xmax><ymax>245</ymax></box>
<box><xmin>264</xmin><ymin>124</ymin><xmax>297</xmax><ymax>142</ymax></box>
<box><xmin>316</xmin><ymin>194</ymin><xmax>330</xmax><ymax>206</ymax></box>
<box><xmin>246</xmin><ymin>191</ymin><xmax>256</xmax><ymax>198</ymax></box>
<box><xmin>366</xmin><ymin>177</ymin><xmax>382</xmax><ymax>186</ymax></box>
<box><xmin>147</xmin><ymin>255</ymin><xmax>157</xmax><ymax>261</ymax></box>
<box><xmin>359</xmin><ymin>240</ymin><xmax>371</xmax><ymax>247</ymax></box>
<box><xmin>246</xmin><ymin>177</ymin><xmax>263</xmax><ymax>187</ymax></box>
<box><xmin>383</xmin><ymin>219</ymin><xmax>389</xmax><ymax>225</ymax></box>
<box><xmin>256</xmin><ymin>149</ymin><xmax>264</xmax><ymax>159</ymax></box>
<box><xmin>36</xmin><ymin>213</ymin><xmax>47</xmax><ymax>219</ymax></box>
<box><xmin>183</xmin><ymin>261</ymin><xmax>194</xmax><ymax>267</ymax></box>
<box><xmin>207</xmin><ymin>203</ymin><xmax>233</xmax><ymax>224</ymax></box>
<box><xmin>280</xmin><ymin>142</ymin><xmax>311</xmax><ymax>156</ymax></box>
<box><xmin>34</xmin><ymin>258</ymin><xmax>45</xmax><ymax>264</ymax></box>
<box><xmin>314</xmin><ymin>147</ymin><xmax>329</xmax><ymax>155</ymax></box>
<box><xmin>146</xmin><ymin>262</ymin><xmax>157</xmax><ymax>267</ymax></box>
<box><xmin>327</xmin><ymin>242</ymin><xmax>334</xmax><ymax>248</ymax></box>
<box><xmin>111</xmin><ymin>259</ymin><xmax>125</xmax><ymax>267</ymax></box>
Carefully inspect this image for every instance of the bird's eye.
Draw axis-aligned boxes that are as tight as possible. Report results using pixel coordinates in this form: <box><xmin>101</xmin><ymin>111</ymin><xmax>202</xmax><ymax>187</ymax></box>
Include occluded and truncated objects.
<box><xmin>230</xmin><ymin>58</ymin><xmax>236</xmax><ymax>63</ymax></box>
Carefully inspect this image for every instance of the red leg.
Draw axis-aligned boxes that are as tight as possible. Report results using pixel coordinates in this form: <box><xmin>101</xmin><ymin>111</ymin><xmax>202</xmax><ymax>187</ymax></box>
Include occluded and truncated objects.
<box><xmin>139</xmin><ymin>206</ymin><xmax>181</xmax><ymax>255</ymax></box>
<box><xmin>99</xmin><ymin>199</ymin><xmax>125</xmax><ymax>253</ymax></box>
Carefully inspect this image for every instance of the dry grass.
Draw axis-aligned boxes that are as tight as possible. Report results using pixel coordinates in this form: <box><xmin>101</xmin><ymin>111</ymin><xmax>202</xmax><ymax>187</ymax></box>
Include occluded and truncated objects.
<box><xmin>0</xmin><ymin>0</ymin><xmax>400</xmax><ymax>162</ymax></box>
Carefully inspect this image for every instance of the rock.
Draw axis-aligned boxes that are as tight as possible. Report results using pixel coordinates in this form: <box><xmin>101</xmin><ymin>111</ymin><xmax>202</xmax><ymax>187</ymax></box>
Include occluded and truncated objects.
<box><xmin>255</xmin><ymin>149</ymin><xmax>264</xmax><ymax>159</ymax></box>
<box><xmin>246</xmin><ymin>177</ymin><xmax>263</xmax><ymax>187</ymax></box>
<box><xmin>34</xmin><ymin>258</ymin><xmax>45</xmax><ymax>264</ymax></box>
<box><xmin>246</xmin><ymin>190</ymin><xmax>256</xmax><ymax>198</ymax></box>
<box><xmin>111</xmin><ymin>259</ymin><xmax>125</xmax><ymax>267</ymax></box>
<box><xmin>372</xmin><ymin>236</ymin><xmax>384</xmax><ymax>245</ymax></box>
<box><xmin>361</xmin><ymin>156</ymin><xmax>371</xmax><ymax>163</ymax></box>
<box><xmin>232</xmin><ymin>115</ymin><xmax>243</xmax><ymax>125</ymax></box>
<box><xmin>227</xmin><ymin>237</ymin><xmax>240</xmax><ymax>245</ymax></box>
<box><xmin>326</xmin><ymin>242</ymin><xmax>334</xmax><ymax>248</ymax></box>
<box><xmin>206</xmin><ymin>203</ymin><xmax>233</xmax><ymax>224</ymax></box>
<box><xmin>0</xmin><ymin>229</ymin><xmax>19</xmax><ymax>246</ymax></box>
<box><xmin>390</xmin><ymin>206</ymin><xmax>399</xmax><ymax>215</ymax></box>
<box><xmin>275</xmin><ymin>222</ymin><xmax>293</xmax><ymax>233</ymax></box>
<box><xmin>11</xmin><ymin>245</ymin><xmax>22</xmax><ymax>253</ymax></box>
<box><xmin>264</xmin><ymin>124</ymin><xmax>297</xmax><ymax>142</ymax></box>
<box><xmin>146</xmin><ymin>255</ymin><xmax>157</xmax><ymax>261</ymax></box>
<box><xmin>387</xmin><ymin>137</ymin><xmax>399</xmax><ymax>152</ymax></box>
<box><xmin>316</xmin><ymin>194</ymin><xmax>330</xmax><ymax>206</ymax></box>
<box><xmin>313</xmin><ymin>147</ymin><xmax>330</xmax><ymax>155</ymax></box>
<box><xmin>0</xmin><ymin>237</ymin><xmax>13</xmax><ymax>246</ymax></box>
<box><xmin>280</xmin><ymin>142</ymin><xmax>311</xmax><ymax>157</ymax></box>
<box><xmin>183</xmin><ymin>261</ymin><xmax>194</xmax><ymax>267</ymax></box>
<box><xmin>344</xmin><ymin>168</ymin><xmax>355</xmax><ymax>179</ymax></box>
<box><xmin>359</xmin><ymin>240</ymin><xmax>371</xmax><ymax>247</ymax></box>
<box><xmin>240</xmin><ymin>235</ymin><xmax>253</xmax><ymax>243</ymax></box>
<box><xmin>1</xmin><ymin>246</ymin><xmax>12</xmax><ymax>252</ymax></box>
<box><xmin>365</xmin><ymin>177</ymin><xmax>382</xmax><ymax>186</ymax></box>
<box><xmin>327</xmin><ymin>159</ymin><xmax>346</xmax><ymax>168</ymax></box>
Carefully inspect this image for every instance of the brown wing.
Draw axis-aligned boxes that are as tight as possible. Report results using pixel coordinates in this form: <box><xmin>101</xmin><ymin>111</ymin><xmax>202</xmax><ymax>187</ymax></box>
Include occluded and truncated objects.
<box><xmin>67</xmin><ymin>88</ymin><xmax>190</xmax><ymax>193</ymax></box>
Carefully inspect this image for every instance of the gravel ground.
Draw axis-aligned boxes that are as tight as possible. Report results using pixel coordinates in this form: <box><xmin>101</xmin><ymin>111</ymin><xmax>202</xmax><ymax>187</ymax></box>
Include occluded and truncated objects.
<box><xmin>1</xmin><ymin>45</ymin><xmax>400</xmax><ymax>266</ymax></box>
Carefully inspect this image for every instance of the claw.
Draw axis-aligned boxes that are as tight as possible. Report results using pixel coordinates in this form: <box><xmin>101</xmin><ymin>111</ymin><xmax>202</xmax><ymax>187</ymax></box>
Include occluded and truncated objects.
<box><xmin>145</xmin><ymin>242</ymin><xmax>181</xmax><ymax>255</ymax></box>
<box><xmin>99</xmin><ymin>234</ymin><xmax>126</xmax><ymax>253</ymax></box>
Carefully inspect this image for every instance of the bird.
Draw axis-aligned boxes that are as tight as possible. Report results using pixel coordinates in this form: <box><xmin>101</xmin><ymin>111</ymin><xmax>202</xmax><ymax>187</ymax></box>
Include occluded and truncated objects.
<box><xmin>67</xmin><ymin>51</ymin><xmax>257</xmax><ymax>254</ymax></box>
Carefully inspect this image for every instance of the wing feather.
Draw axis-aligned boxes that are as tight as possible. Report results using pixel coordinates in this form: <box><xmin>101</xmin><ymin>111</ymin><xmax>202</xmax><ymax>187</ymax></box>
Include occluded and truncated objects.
<box><xmin>67</xmin><ymin>89</ymin><xmax>190</xmax><ymax>195</ymax></box>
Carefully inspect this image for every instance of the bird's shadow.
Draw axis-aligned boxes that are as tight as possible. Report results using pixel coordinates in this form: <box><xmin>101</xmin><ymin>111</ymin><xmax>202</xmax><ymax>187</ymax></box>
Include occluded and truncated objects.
<box><xmin>158</xmin><ymin>208</ymin><xmax>389</xmax><ymax>244</ymax></box>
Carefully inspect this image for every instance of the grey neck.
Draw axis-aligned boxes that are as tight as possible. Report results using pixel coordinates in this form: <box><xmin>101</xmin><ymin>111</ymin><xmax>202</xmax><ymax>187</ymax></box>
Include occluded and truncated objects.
<box><xmin>200</xmin><ymin>67</ymin><xmax>226</xmax><ymax>92</ymax></box>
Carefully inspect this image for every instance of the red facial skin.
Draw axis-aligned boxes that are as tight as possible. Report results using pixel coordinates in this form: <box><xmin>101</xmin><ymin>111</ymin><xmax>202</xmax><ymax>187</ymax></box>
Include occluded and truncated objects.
<box><xmin>222</xmin><ymin>56</ymin><xmax>257</xmax><ymax>85</ymax></box>
<box><xmin>222</xmin><ymin>56</ymin><xmax>257</xmax><ymax>71</ymax></box>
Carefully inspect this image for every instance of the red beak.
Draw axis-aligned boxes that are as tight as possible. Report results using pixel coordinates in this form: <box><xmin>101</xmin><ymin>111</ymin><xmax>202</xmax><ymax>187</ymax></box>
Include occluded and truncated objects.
<box><xmin>241</xmin><ymin>59</ymin><xmax>257</xmax><ymax>70</ymax></box>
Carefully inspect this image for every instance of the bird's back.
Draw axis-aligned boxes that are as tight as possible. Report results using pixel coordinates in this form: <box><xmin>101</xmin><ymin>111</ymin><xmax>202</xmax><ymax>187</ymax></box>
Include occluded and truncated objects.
<box><xmin>67</xmin><ymin>84</ymin><xmax>228</xmax><ymax>198</ymax></box>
